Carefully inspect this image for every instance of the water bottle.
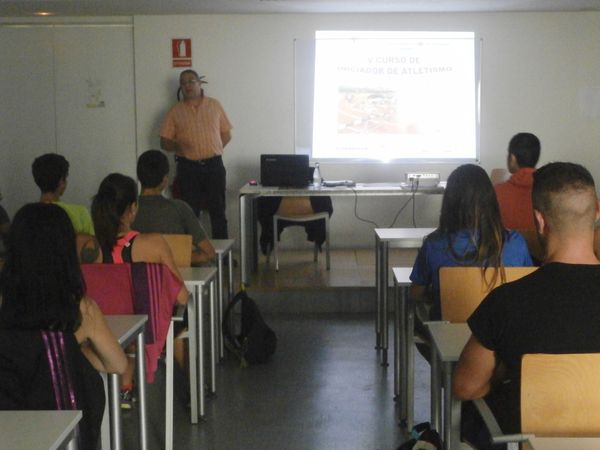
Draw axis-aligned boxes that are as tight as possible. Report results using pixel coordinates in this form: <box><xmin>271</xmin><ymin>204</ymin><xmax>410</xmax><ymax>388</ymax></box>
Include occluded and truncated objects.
<box><xmin>313</xmin><ymin>162</ymin><xmax>322</xmax><ymax>187</ymax></box>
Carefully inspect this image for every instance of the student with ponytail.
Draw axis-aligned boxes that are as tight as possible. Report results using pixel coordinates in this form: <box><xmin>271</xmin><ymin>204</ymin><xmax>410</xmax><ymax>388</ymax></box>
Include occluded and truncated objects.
<box><xmin>91</xmin><ymin>173</ymin><xmax>189</xmax><ymax>407</ymax></box>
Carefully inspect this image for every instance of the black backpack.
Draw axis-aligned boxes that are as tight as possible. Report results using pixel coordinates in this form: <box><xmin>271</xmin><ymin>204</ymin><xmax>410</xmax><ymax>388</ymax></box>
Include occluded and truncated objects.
<box><xmin>222</xmin><ymin>290</ymin><xmax>277</xmax><ymax>367</ymax></box>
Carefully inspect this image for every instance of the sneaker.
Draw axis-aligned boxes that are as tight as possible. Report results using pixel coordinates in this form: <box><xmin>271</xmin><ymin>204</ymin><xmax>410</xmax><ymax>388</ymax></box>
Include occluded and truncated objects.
<box><xmin>120</xmin><ymin>388</ymin><xmax>135</xmax><ymax>410</ymax></box>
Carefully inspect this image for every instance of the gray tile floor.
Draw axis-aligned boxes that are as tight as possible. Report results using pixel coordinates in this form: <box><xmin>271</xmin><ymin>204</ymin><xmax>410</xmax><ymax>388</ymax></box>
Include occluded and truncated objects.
<box><xmin>122</xmin><ymin>248</ymin><xmax>432</xmax><ymax>449</ymax></box>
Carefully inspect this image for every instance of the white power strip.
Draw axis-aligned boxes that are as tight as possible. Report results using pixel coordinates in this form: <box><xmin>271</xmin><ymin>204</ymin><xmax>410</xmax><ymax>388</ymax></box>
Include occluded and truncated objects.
<box><xmin>405</xmin><ymin>172</ymin><xmax>440</xmax><ymax>187</ymax></box>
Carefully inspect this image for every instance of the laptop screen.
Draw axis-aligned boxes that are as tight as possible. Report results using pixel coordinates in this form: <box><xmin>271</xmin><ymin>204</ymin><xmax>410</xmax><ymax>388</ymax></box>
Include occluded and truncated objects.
<box><xmin>260</xmin><ymin>154</ymin><xmax>311</xmax><ymax>187</ymax></box>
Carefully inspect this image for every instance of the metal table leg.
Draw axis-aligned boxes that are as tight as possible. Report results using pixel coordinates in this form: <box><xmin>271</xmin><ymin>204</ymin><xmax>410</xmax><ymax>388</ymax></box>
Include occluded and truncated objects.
<box><xmin>187</xmin><ymin>286</ymin><xmax>199</xmax><ymax>423</ymax></box>
<box><xmin>381</xmin><ymin>241</ymin><xmax>390</xmax><ymax>366</ymax></box>
<box><xmin>136</xmin><ymin>331</ymin><xmax>148</xmax><ymax>450</ymax></box>
<box><xmin>375</xmin><ymin>235</ymin><xmax>382</xmax><ymax>350</ymax></box>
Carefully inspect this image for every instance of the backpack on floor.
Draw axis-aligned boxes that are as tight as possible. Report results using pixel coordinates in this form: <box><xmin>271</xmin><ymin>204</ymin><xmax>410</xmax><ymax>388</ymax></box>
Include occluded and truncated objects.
<box><xmin>397</xmin><ymin>422</ymin><xmax>443</xmax><ymax>450</ymax></box>
<box><xmin>222</xmin><ymin>290</ymin><xmax>277</xmax><ymax>367</ymax></box>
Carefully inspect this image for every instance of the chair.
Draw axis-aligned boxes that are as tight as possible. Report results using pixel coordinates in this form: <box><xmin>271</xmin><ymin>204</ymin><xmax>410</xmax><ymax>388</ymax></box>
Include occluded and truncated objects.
<box><xmin>272</xmin><ymin>197</ymin><xmax>330</xmax><ymax>271</ymax></box>
<box><xmin>474</xmin><ymin>353</ymin><xmax>600</xmax><ymax>449</ymax></box>
<box><xmin>439</xmin><ymin>266</ymin><xmax>537</xmax><ymax>322</ymax></box>
<box><xmin>161</xmin><ymin>234</ymin><xmax>193</xmax><ymax>268</ymax></box>
<box><xmin>517</xmin><ymin>229</ymin><xmax>545</xmax><ymax>265</ymax></box>
<box><xmin>82</xmin><ymin>262</ymin><xmax>182</xmax><ymax>450</ymax></box>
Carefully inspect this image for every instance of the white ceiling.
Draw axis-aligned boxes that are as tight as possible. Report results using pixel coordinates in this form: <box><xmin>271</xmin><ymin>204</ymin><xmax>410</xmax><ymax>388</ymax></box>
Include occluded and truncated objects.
<box><xmin>1</xmin><ymin>0</ymin><xmax>600</xmax><ymax>17</ymax></box>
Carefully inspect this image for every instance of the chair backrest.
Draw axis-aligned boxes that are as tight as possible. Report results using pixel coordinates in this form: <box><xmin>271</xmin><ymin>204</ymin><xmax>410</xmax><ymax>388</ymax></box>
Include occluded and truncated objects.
<box><xmin>521</xmin><ymin>353</ymin><xmax>600</xmax><ymax>436</ymax></box>
<box><xmin>440</xmin><ymin>266</ymin><xmax>537</xmax><ymax>322</ymax></box>
<box><xmin>161</xmin><ymin>234</ymin><xmax>193</xmax><ymax>267</ymax></box>
<box><xmin>517</xmin><ymin>229</ymin><xmax>544</xmax><ymax>265</ymax></box>
<box><xmin>276</xmin><ymin>197</ymin><xmax>314</xmax><ymax>217</ymax></box>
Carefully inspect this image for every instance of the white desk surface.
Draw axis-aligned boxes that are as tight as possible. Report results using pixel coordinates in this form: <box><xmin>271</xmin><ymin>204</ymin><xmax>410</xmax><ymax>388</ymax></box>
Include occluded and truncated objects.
<box><xmin>105</xmin><ymin>314</ymin><xmax>147</xmax><ymax>346</ymax></box>
<box><xmin>427</xmin><ymin>322</ymin><xmax>471</xmax><ymax>362</ymax></box>
<box><xmin>210</xmin><ymin>239</ymin><xmax>234</xmax><ymax>255</ymax></box>
<box><xmin>375</xmin><ymin>227</ymin><xmax>435</xmax><ymax>242</ymax></box>
<box><xmin>0</xmin><ymin>410</ymin><xmax>82</xmax><ymax>450</ymax></box>
<box><xmin>179</xmin><ymin>266</ymin><xmax>217</xmax><ymax>284</ymax></box>
<box><xmin>392</xmin><ymin>267</ymin><xmax>413</xmax><ymax>285</ymax></box>
<box><xmin>240</xmin><ymin>183</ymin><xmax>444</xmax><ymax>197</ymax></box>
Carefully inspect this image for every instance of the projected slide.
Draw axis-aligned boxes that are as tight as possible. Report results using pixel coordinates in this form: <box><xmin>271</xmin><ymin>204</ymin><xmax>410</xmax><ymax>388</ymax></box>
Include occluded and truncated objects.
<box><xmin>311</xmin><ymin>31</ymin><xmax>478</xmax><ymax>161</ymax></box>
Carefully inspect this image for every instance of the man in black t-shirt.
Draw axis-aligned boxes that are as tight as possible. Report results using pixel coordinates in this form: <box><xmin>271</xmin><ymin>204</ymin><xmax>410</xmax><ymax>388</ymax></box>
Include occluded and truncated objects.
<box><xmin>453</xmin><ymin>162</ymin><xmax>600</xmax><ymax>448</ymax></box>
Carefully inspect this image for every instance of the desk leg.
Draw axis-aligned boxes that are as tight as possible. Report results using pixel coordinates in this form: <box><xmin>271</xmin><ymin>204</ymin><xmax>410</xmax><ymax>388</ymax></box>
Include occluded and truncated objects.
<box><xmin>209</xmin><ymin>279</ymin><xmax>217</xmax><ymax>394</ymax></box>
<box><xmin>109</xmin><ymin>373</ymin><xmax>121</xmax><ymax>450</ymax></box>
<box><xmin>136</xmin><ymin>331</ymin><xmax>148</xmax><ymax>450</ymax></box>
<box><xmin>375</xmin><ymin>235</ymin><xmax>381</xmax><ymax>350</ymax></box>
<box><xmin>442</xmin><ymin>362</ymin><xmax>460</xmax><ymax>450</ymax></box>
<box><xmin>217</xmin><ymin>255</ymin><xmax>224</xmax><ymax>361</ymax></box>
<box><xmin>197</xmin><ymin>284</ymin><xmax>206</xmax><ymax>419</ymax></box>
<box><xmin>240</xmin><ymin>194</ymin><xmax>258</xmax><ymax>286</ymax></box>
<box><xmin>398</xmin><ymin>284</ymin><xmax>408</xmax><ymax>426</ymax></box>
<box><xmin>405</xmin><ymin>289</ymin><xmax>414</xmax><ymax>430</ymax></box>
<box><xmin>393</xmin><ymin>279</ymin><xmax>401</xmax><ymax>400</ymax></box>
<box><xmin>430</xmin><ymin>347</ymin><xmax>442</xmax><ymax>434</ymax></box>
<box><xmin>187</xmin><ymin>287</ymin><xmax>199</xmax><ymax>424</ymax></box>
<box><xmin>381</xmin><ymin>242</ymin><xmax>390</xmax><ymax>366</ymax></box>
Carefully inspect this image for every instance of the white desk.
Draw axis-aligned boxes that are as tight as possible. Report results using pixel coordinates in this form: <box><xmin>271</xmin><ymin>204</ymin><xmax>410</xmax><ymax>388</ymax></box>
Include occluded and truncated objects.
<box><xmin>105</xmin><ymin>314</ymin><xmax>148</xmax><ymax>450</ymax></box>
<box><xmin>526</xmin><ymin>437</ymin><xmax>600</xmax><ymax>449</ymax></box>
<box><xmin>0</xmin><ymin>410</ymin><xmax>82</xmax><ymax>450</ymax></box>
<box><xmin>426</xmin><ymin>321</ymin><xmax>471</xmax><ymax>450</ymax></box>
<box><xmin>210</xmin><ymin>238</ymin><xmax>235</xmax><ymax>360</ymax></box>
<box><xmin>179</xmin><ymin>266</ymin><xmax>218</xmax><ymax>422</ymax></box>
<box><xmin>239</xmin><ymin>183</ymin><xmax>443</xmax><ymax>285</ymax></box>
<box><xmin>375</xmin><ymin>227</ymin><xmax>434</xmax><ymax>366</ymax></box>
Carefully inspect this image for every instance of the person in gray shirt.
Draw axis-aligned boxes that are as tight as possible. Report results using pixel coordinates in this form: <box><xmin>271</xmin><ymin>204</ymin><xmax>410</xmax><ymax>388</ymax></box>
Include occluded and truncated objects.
<box><xmin>133</xmin><ymin>150</ymin><xmax>215</xmax><ymax>265</ymax></box>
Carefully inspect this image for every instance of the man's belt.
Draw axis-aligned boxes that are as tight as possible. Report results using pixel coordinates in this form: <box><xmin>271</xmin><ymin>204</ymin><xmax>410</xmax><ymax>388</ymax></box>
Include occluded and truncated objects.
<box><xmin>175</xmin><ymin>154</ymin><xmax>221</xmax><ymax>166</ymax></box>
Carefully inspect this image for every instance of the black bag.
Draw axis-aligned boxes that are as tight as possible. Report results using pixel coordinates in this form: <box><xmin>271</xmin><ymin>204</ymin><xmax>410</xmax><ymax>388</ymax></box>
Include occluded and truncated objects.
<box><xmin>222</xmin><ymin>290</ymin><xmax>277</xmax><ymax>366</ymax></box>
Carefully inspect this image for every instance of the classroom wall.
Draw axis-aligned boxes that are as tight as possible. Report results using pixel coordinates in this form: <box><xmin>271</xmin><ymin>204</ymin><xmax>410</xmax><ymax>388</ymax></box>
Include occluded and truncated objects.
<box><xmin>2</xmin><ymin>12</ymin><xmax>600</xmax><ymax>248</ymax></box>
<box><xmin>134</xmin><ymin>12</ymin><xmax>600</xmax><ymax>247</ymax></box>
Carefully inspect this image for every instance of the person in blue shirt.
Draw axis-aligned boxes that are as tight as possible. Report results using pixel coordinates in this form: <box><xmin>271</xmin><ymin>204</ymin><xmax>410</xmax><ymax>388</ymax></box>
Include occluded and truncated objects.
<box><xmin>410</xmin><ymin>164</ymin><xmax>533</xmax><ymax>323</ymax></box>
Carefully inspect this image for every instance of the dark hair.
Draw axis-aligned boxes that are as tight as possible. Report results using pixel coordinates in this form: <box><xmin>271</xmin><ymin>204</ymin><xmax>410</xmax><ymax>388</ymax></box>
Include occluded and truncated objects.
<box><xmin>32</xmin><ymin>153</ymin><xmax>69</xmax><ymax>193</ymax></box>
<box><xmin>91</xmin><ymin>173</ymin><xmax>138</xmax><ymax>256</ymax></box>
<box><xmin>508</xmin><ymin>132</ymin><xmax>540</xmax><ymax>168</ymax></box>
<box><xmin>137</xmin><ymin>150</ymin><xmax>169</xmax><ymax>189</ymax></box>
<box><xmin>437</xmin><ymin>164</ymin><xmax>506</xmax><ymax>285</ymax></box>
<box><xmin>532</xmin><ymin>162</ymin><xmax>596</xmax><ymax>227</ymax></box>
<box><xmin>0</xmin><ymin>203</ymin><xmax>84</xmax><ymax>331</ymax></box>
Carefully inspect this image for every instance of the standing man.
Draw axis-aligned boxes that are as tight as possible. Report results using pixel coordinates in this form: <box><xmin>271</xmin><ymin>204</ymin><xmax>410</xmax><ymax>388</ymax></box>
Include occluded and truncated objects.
<box><xmin>494</xmin><ymin>132</ymin><xmax>541</xmax><ymax>230</ymax></box>
<box><xmin>160</xmin><ymin>69</ymin><xmax>233</xmax><ymax>239</ymax></box>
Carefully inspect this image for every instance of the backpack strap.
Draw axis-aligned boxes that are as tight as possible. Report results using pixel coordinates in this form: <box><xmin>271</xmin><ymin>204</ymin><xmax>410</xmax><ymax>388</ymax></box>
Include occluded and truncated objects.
<box><xmin>222</xmin><ymin>290</ymin><xmax>247</xmax><ymax>354</ymax></box>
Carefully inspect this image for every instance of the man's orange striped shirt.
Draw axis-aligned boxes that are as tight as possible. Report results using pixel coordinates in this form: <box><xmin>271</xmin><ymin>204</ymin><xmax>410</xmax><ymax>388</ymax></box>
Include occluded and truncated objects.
<box><xmin>160</xmin><ymin>96</ymin><xmax>232</xmax><ymax>161</ymax></box>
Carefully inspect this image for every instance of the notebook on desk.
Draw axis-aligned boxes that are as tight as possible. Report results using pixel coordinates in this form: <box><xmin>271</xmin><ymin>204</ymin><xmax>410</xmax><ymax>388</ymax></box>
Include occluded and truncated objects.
<box><xmin>260</xmin><ymin>154</ymin><xmax>311</xmax><ymax>187</ymax></box>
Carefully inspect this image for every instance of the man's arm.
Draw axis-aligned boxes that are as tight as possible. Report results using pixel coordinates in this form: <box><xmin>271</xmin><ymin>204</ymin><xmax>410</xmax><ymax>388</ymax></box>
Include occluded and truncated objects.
<box><xmin>220</xmin><ymin>130</ymin><xmax>231</xmax><ymax>148</ymax></box>
<box><xmin>160</xmin><ymin>136</ymin><xmax>180</xmax><ymax>153</ymax></box>
<box><xmin>453</xmin><ymin>334</ymin><xmax>497</xmax><ymax>400</ymax></box>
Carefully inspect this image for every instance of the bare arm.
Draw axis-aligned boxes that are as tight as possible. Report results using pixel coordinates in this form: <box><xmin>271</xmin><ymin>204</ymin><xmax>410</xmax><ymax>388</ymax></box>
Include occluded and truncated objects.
<box><xmin>191</xmin><ymin>239</ymin><xmax>216</xmax><ymax>266</ymax></box>
<box><xmin>452</xmin><ymin>334</ymin><xmax>497</xmax><ymax>400</ymax></box>
<box><xmin>160</xmin><ymin>136</ymin><xmax>180</xmax><ymax>153</ymax></box>
<box><xmin>220</xmin><ymin>130</ymin><xmax>231</xmax><ymax>148</ymax></box>
<box><xmin>76</xmin><ymin>297</ymin><xmax>128</xmax><ymax>374</ymax></box>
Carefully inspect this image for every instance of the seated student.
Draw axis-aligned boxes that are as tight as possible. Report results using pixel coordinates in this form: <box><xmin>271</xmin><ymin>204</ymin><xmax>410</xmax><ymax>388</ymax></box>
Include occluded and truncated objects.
<box><xmin>494</xmin><ymin>132</ymin><xmax>541</xmax><ymax>230</ymax></box>
<box><xmin>32</xmin><ymin>153</ymin><xmax>95</xmax><ymax>235</ymax></box>
<box><xmin>132</xmin><ymin>150</ymin><xmax>215</xmax><ymax>265</ymax></box>
<box><xmin>453</xmin><ymin>162</ymin><xmax>600</xmax><ymax>449</ymax></box>
<box><xmin>410</xmin><ymin>164</ymin><xmax>533</xmax><ymax>324</ymax></box>
<box><xmin>0</xmin><ymin>203</ymin><xmax>127</xmax><ymax>450</ymax></box>
<box><xmin>92</xmin><ymin>173</ymin><xmax>189</xmax><ymax>407</ymax></box>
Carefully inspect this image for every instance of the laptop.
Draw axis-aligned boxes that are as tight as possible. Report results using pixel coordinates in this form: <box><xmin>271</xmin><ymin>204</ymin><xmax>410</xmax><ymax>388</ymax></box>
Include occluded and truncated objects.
<box><xmin>260</xmin><ymin>154</ymin><xmax>311</xmax><ymax>187</ymax></box>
